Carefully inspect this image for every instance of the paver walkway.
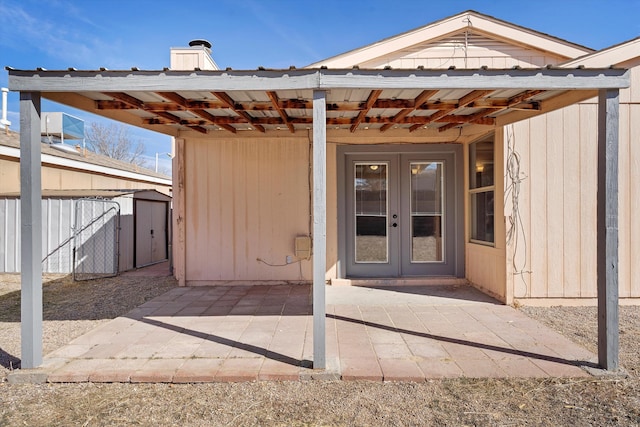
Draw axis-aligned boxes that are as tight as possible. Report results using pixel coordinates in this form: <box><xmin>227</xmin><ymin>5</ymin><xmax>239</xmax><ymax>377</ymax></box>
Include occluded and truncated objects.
<box><xmin>14</xmin><ymin>280</ymin><xmax>598</xmax><ymax>383</ymax></box>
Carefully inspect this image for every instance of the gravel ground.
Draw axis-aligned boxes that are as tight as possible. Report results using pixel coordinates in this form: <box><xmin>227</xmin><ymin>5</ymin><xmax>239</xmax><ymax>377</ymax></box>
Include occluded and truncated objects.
<box><xmin>1</xmin><ymin>274</ymin><xmax>639</xmax><ymax>426</ymax></box>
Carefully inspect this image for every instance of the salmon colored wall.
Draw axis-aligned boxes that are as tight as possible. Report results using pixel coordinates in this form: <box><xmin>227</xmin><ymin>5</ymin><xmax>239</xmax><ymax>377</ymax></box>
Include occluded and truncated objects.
<box><xmin>465</xmin><ymin>132</ymin><xmax>508</xmax><ymax>302</ymax></box>
<box><xmin>506</xmin><ymin>66</ymin><xmax>640</xmax><ymax>300</ymax></box>
<box><xmin>182</xmin><ymin>137</ymin><xmax>313</xmax><ymax>284</ymax></box>
<box><xmin>0</xmin><ymin>158</ymin><xmax>19</xmax><ymax>193</ymax></box>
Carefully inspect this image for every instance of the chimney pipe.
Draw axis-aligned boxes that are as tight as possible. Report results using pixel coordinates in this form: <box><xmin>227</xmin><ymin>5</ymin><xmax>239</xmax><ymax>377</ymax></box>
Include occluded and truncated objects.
<box><xmin>0</xmin><ymin>88</ymin><xmax>11</xmax><ymax>130</ymax></box>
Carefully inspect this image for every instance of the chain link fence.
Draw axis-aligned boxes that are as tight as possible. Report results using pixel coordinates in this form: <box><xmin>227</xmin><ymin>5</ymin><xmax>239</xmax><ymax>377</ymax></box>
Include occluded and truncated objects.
<box><xmin>73</xmin><ymin>198</ymin><xmax>120</xmax><ymax>281</ymax></box>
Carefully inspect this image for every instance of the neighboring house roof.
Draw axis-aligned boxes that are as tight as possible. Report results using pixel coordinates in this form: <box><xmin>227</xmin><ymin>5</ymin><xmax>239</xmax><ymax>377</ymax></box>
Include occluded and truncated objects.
<box><xmin>0</xmin><ymin>129</ymin><xmax>172</xmax><ymax>185</ymax></box>
<box><xmin>0</xmin><ymin>189</ymin><xmax>171</xmax><ymax>200</ymax></box>
<box><xmin>307</xmin><ymin>10</ymin><xmax>594</xmax><ymax>69</ymax></box>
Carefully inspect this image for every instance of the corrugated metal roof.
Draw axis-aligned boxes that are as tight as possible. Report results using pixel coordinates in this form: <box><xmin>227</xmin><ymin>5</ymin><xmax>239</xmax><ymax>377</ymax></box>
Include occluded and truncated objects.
<box><xmin>7</xmin><ymin>66</ymin><xmax>628</xmax><ymax>137</ymax></box>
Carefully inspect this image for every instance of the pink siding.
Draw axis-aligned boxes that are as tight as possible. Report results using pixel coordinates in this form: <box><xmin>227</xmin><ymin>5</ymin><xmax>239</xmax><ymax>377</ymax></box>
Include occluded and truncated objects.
<box><xmin>183</xmin><ymin>137</ymin><xmax>312</xmax><ymax>283</ymax></box>
<box><xmin>507</xmin><ymin>67</ymin><xmax>640</xmax><ymax>299</ymax></box>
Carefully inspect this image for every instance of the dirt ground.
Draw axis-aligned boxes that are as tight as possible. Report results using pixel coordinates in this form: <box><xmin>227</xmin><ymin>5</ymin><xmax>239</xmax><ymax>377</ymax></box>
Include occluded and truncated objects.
<box><xmin>0</xmin><ymin>274</ymin><xmax>638</xmax><ymax>426</ymax></box>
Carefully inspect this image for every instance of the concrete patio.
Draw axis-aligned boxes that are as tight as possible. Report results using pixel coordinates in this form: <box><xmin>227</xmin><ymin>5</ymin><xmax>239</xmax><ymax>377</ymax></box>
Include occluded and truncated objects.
<box><xmin>14</xmin><ymin>278</ymin><xmax>597</xmax><ymax>383</ymax></box>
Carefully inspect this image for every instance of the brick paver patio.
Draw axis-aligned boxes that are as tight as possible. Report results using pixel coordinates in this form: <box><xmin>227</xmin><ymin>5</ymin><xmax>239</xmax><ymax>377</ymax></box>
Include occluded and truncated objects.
<box><xmin>11</xmin><ymin>276</ymin><xmax>597</xmax><ymax>383</ymax></box>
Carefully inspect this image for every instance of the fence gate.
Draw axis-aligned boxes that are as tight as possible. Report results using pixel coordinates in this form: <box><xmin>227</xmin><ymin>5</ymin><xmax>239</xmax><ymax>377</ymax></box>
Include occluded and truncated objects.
<box><xmin>73</xmin><ymin>198</ymin><xmax>120</xmax><ymax>281</ymax></box>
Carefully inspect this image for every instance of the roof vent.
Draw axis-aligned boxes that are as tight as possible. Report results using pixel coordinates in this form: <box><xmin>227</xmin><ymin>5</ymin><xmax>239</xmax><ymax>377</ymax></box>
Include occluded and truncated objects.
<box><xmin>189</xmin><ymin>39</ymin><xmax>212</xmax><ymax>49</ymax></box>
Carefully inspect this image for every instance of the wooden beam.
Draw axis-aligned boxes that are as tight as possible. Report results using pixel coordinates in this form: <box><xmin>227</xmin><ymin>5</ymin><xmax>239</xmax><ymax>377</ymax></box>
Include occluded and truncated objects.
<box><xmin>597</xmin><ymin>88</ymin><xmax>620</xmax><ymax>371</ymax></box>
<box><xmin>186</xmin><ymin>125</ymin><xmax>208</xmax><ymax>134</ymax></box>
<box><xmin>266</xmin><ymin>91</ymin><xmax>295</xmax><ymax>133</ymax></box>
<box><xmin>156</xmin><ymin>91</ymin><xmax>235</xmax><ymax>134</ymax></box>
<box><xmin>312</xmin><ymin>90</ymin><xmax>327</xmax><ymax>370</ymax></box>
<box><xmin>458</xmin><ymin>90</ymin><xmax>494</xmax><ymax>107</ymax></box>
<box><xmin>154</xmin><ymin>111</ymin><xmax>185</xmax><ymax>125</ymax></box>
<box><xmin>438</xmin><ymin>110</ymin><xmax>494</xmax><ymax>132</ymax></box>
<box><xmin>212</xmin><ymin>91</ymin><xmax>266</xmax><ymax>132</ymax></box>
<box><xmin>351</xmin><ymin>89</ymin><xmax>382</xmax><ymax>132</ymax></box>
<box><xmin>380</xmin><ymin>90</ymin><xmax>438</xmax><ymax>132</ymax></box>
<box><xmin>20</xmin><ymin>92</ymin><xmax>43</xmax><ymax>369</ymax></box>
<box><xmin>408</xmin><ymin>108</ymin><xmax>456</xmax><ymax>132</ymax></box>
<box><xmin>434</xmin><ymin>115</ymin><xmax>495</xmax><ymax>125</ymax></box>
<box><xmin>97</xmin><ymin>99</ymin><xmax>229</xmax><ymax>111</ymax></box>
<box><xmin>506</xmin><ymin>90</ymin><xmax>544</xmax><ymax>107</ymax></box>
<box><xmin>103</xmin><ymin>92</ymin><xmax>145</xmax><ymax>108</ymax></box>
<box><xmin>155</xmin><ymin>91</ymin><xmax>189</xmax><ymax>107</ymax></box>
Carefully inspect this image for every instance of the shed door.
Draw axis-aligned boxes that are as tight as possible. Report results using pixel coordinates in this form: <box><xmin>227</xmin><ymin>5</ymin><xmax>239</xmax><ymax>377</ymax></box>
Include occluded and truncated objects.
<box><xmin>135</xmin><ymin>200</ymin><xmax>168</xmax><ymax>267</ymax></box>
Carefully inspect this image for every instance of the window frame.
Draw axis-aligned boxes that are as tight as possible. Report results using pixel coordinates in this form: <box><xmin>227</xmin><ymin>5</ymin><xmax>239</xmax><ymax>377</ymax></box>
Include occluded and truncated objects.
<box><xmin>469</xmin><ymin>136</ymin><xmax>495</xmax><ymax>246</ymax></box>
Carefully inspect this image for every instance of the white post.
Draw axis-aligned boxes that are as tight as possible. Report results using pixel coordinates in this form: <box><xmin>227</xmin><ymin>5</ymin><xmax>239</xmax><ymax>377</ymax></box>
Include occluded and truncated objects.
<box><xmin>312</xmin><ymin>90</ymin><xmax>327</xmax><ymax>369</ymax></box>
<box><xmin>155</xmin><ymin>152</ymin><xmax>159</xmax><ymax>173</ymax></box>
<box><xmin>20</xmin><ymin>92</ymin><xmax>43</xmax><ymax>368</ymax></box>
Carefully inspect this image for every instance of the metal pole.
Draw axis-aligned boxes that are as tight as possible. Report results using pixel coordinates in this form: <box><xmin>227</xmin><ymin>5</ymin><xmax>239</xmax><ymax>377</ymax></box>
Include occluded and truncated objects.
<box><xmin>312</xmin><ymin>90</ymin><xmax>327</xmax><ymax>369</ymax></box>
<box><xmin>20</xmin><ymin>91</ymin><xmax>43</xmax><ymax>368</ymax></box>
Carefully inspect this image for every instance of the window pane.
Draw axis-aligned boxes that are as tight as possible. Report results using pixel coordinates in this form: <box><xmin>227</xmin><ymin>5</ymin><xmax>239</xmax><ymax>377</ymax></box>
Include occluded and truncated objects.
<box><xmin>411</xmin><ymin>162</ymin><xmax>442</xmax><ymax>214</ymax></box>
<box><xmin>412</xmin><ymin>215</ymin><xmax>443</xmax><ymax>262</ymax></box>
<box><xmin>471</xmin><ymin>191</ymin><xmax>494</xmax><ymax>243</ymax></box>
<box><xmin>355</xmin><ymin>163</ymin><xmax>388</xmax><ymax>262</ymax></box>
<box><xmin>469</xmin><ymin>139</ymin><xmax>494</xmax><ymax>189</ymax></box>
<box><xmin>356</xmin><ymin>216</ymin><xmax>388</xmax><ymax>262</ymax></box>
<box><xmin>410</xmin><ymin>161</ymin><xmax>444</xmax><ymax>262</ymax></box>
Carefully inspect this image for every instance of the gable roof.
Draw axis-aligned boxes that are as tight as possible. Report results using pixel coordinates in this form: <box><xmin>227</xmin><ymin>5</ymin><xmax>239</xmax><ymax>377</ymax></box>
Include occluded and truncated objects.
<box><xmin>307</xmin><ymin>10</ymin><xmax>594</xmax><ymax>68</ymax></box>
<box><xmin>561</xmin><ymin>36</ymin><xmax>640</xmax><ymax>68</ymax></box>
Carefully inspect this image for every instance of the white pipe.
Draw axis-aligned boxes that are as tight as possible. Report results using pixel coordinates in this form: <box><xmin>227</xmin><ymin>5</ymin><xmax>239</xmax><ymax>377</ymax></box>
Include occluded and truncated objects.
<box><xmin>1</xmin><ymin>87</ymin><xmax>10</xmax><ymax>129</ymax></box>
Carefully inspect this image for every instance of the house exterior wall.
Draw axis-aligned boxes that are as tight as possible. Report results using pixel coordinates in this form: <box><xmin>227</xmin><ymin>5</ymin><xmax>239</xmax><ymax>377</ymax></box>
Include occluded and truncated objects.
<box><xmin>506</xmin><ymin>64</ymin><xmax>640</xmax><ymax>301</ymax></box>
<box><xmin>465</xmin><ymin>131</ymin><xmax>507</xmax><ymax>302</ymax></box>
<box><xmin>181</xmin><ymin>136</ymin><xmax>313</xmax><ymax>284</ymax></box>
<box><xmin>177</xmin><ymin>134</ymin><xmax>479</xmax><ymax>286</ymax></box>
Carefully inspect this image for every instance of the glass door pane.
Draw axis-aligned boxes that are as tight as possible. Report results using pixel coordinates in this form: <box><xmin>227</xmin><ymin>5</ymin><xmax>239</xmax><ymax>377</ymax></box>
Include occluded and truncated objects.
<box><xmin>410</xmin><ymin>162</ymin><xmax>443</xmax><ymax>262</ymax></box>
<box><xmin>354</xmin><ymin>163</ymin><xmax>388</xmax><ymax>263</ymax></box>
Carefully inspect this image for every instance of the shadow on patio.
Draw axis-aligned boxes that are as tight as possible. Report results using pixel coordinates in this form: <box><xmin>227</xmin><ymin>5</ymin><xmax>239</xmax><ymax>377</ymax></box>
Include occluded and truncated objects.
<box><xmin>25</xmin><ymin>283</ymin><xmax>596</xmax><ymax>383</ymax></box>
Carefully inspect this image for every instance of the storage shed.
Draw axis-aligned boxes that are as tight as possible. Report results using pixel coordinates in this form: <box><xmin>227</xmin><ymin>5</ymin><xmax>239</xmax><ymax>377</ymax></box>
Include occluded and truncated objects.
<box><xmin>0</xmin><ymin>189</ymin><xmax>170</xmax><ymax>276</ymax></box>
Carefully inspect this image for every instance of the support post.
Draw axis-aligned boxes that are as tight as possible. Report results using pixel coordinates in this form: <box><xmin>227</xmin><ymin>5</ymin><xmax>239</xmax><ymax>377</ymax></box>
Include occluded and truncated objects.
<box><xmin>312</xmin><ymin>90</ymin><xmax>327</xmax><ymax>369</ymax></box>
<box><xmin>173</xmin><ymin>137</ymin><xmax>187</xmax><ymax>286</ymax></box>
<box><xmin>20</xmin><ymin>92</ymin><xmax>43</xmax><ymax>369</ymax></box>
<box><xmin>597</xmin><ymin>89</ymin><xmax>619</xmax><ymax>370</ymax></box>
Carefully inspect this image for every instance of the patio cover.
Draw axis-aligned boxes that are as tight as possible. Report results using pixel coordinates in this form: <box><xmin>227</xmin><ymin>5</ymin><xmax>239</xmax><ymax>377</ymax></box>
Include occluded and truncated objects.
<box><xmin>8</xmin><ymin>66</ymin><xmax>629</xmax><ymax>371</ymax></box>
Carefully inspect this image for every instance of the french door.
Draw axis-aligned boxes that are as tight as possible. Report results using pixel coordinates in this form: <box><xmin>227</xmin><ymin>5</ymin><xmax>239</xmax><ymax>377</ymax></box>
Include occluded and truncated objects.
<box><xmin>344</xmin><ymin>151</ymin><xmax>460</xmax><ymax>277</ymax></box>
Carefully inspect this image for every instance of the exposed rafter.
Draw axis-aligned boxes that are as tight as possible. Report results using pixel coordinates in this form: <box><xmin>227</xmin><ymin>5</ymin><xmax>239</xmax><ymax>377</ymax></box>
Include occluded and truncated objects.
<box><xmin>380</xmin><ymin>90</ymin><xmax>438</xmax><ymax>132</ymax></box>
<box><xmin>155</xmin><ymin>91</ymin><xmax>236</xmax><ymax>133</ymax></box>
<box><xmin>266</xmin><ymin>91</ymin><xmax>295</xmax><ymax>133</ymax></box>
<box><xmin>212</xmin><ymin>91</ymin><xmax>266</xmax><ymax>133</ymax></box>
<box><xmin>351</xmin><ymin>90</ymin><xmax>382</xmax><ymax>132</ymax></box>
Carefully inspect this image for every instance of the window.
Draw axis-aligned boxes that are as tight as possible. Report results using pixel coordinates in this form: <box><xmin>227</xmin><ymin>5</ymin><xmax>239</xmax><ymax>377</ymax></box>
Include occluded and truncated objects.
<box><xmin>469</xmin><ymin>136</ymin><xmax>494</xmax><ymax>244</ymax></box>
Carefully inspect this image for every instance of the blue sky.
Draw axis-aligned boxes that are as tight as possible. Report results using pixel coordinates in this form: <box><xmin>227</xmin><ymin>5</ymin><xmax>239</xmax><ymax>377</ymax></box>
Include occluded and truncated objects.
<box><xmin>1</xmin><ymin>0</ymin><xmax>639</xmax><ymax>170</ymax></box>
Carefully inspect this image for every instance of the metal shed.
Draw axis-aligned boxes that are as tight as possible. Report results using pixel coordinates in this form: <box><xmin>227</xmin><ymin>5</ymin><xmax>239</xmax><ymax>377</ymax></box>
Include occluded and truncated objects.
<box><xmin>0</xmin><ymin>189</ymin><xmax>171</xmax><ymax>276</ymax></box>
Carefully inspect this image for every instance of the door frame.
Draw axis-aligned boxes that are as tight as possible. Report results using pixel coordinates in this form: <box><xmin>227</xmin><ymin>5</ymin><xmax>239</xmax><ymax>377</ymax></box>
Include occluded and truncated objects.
<box><xmin>337</xmin><ymin>143</ymin><xmax>465</xmax><ymax>278</ymax></box>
